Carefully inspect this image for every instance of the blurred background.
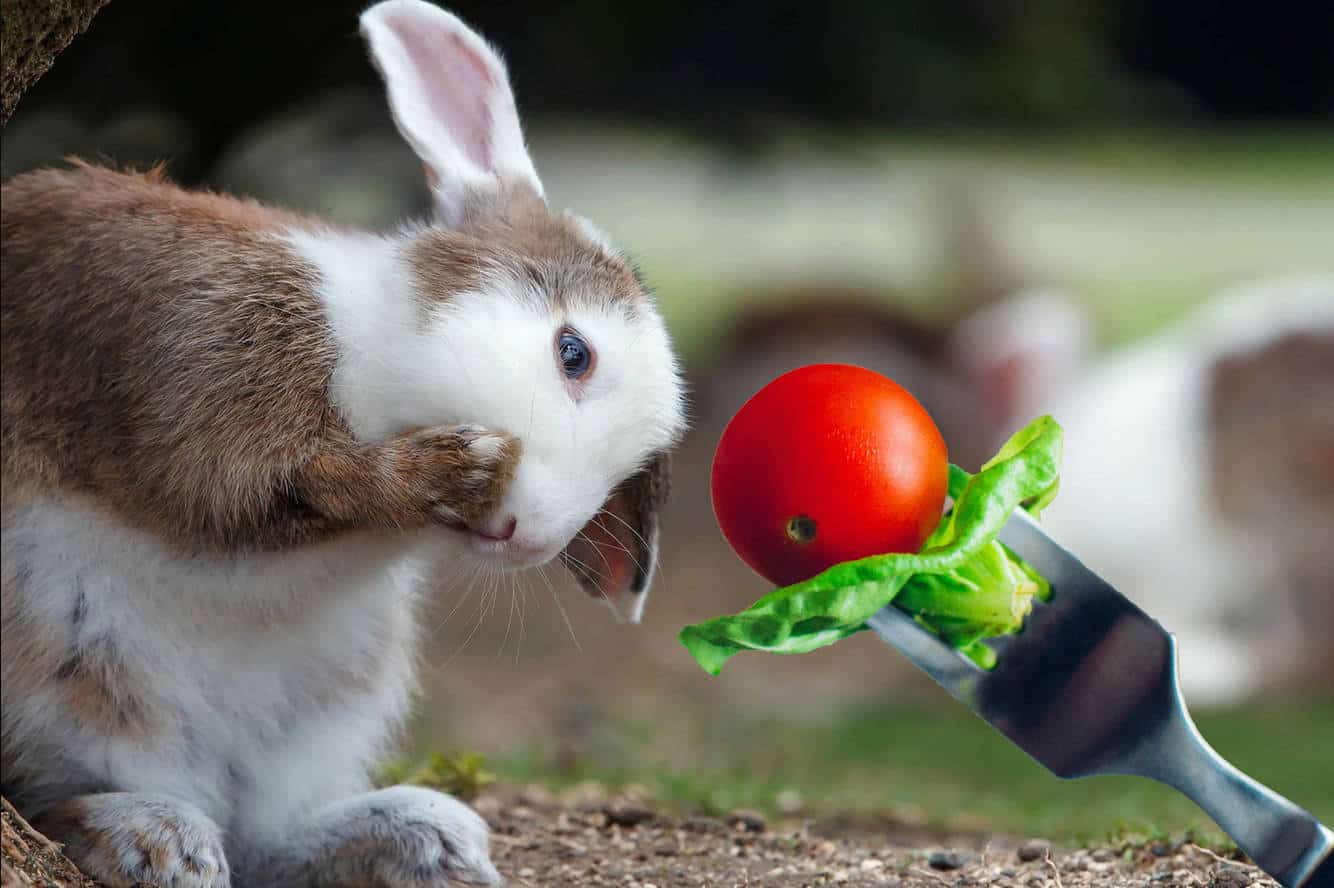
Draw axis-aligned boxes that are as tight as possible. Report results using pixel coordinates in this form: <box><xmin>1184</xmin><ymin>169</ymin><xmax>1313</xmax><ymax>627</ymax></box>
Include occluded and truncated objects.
<box><xmin>5</xmin><ymin>0</ymin><xmax>1331</xmax><ymax>844</ymax></box>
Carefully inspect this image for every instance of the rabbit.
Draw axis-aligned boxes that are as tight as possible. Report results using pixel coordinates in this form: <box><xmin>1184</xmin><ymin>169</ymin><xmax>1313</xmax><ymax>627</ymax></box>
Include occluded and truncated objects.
<box><xmin>949</xmin><ymin>275</ymin><xmax>1333</xmax><ymax>703</ymax></box>
<box><xmin>0</xmin><ymin>1</ymin><xmax>686</xmax><ymax>886</ymax></box>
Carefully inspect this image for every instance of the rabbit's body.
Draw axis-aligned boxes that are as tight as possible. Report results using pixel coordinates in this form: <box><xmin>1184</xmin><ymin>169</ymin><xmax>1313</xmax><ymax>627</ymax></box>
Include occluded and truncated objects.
<box><xmin>2</xmin><ymin>494</ymin><xmax>424</xmax><ymax>842</ymax></box>
<box><xmin>1</xmin><ymin>3</ymin><xmax>685</xmax><ymax>885</ymax></box>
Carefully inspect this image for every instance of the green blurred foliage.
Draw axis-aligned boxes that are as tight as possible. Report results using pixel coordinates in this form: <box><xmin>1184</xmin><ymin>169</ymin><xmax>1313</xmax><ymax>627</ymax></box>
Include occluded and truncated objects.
<box><xmin>378</xmin><ymin>750</ymin><xmax>498</xmax><ymax>802</ymax></box>
<box><xmin>496</xmin><ymin>698</ymin><xmax>1334</xmax><ymax>843</ymax></box>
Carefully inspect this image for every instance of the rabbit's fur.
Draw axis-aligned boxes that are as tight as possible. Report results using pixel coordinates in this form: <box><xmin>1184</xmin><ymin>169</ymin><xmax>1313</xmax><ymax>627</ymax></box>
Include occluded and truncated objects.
<box><xmin>0</xmin><ymin>2</ymin><xmax>685</xmax><ymax>885</ymax></box>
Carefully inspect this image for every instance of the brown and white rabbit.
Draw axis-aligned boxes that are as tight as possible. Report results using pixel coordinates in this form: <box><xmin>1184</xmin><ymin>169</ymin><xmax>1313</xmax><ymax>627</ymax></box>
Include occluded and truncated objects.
<box><xmin>0</xmin><ymin>1</ymin><xmax>685</xmax><ymax>885</ymax></box>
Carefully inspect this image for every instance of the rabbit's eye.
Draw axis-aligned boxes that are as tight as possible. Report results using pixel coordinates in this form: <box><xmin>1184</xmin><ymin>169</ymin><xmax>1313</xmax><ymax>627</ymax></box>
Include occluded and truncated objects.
<box><xmin>557</xmin><ymin>330</ymin><xmax>593</xmax><ymax>380</ymax></box>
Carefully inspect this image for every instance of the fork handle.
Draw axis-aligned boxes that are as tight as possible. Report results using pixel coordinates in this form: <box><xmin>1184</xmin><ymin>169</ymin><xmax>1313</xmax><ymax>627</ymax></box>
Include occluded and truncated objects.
<box><xmin>1140</xmin><ymin>704</ymin><xmax>1334</xmax><ymax>887</ymax></box>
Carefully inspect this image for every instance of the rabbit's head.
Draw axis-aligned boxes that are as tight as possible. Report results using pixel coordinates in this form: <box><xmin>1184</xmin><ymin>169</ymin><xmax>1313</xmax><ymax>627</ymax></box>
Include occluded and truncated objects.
<box><xmin>356</xmin><ymin>0</ymin><xmax>686</xmax><ymax>620</ymax></box>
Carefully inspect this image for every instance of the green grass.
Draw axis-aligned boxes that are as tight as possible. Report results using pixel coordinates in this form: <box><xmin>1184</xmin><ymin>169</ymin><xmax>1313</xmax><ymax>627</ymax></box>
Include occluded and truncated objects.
<box><xmin>493</xmin><ymin>697</ymin><xmax>1334</xmax><ymax>845</ymax></box>
<box><xmin>857</xmin><ymin>126</ymin><xmax>1334</xmax><ymax>185</ymax></box>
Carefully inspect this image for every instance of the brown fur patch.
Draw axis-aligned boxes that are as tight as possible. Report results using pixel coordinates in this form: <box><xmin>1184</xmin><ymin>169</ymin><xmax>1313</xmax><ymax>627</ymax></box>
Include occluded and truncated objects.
<box><xmin>27</xmin><ymin>797</ymin><xmax>122</xmax><ymax>866</ymax></box>
<box><xmin>0</xmin><ymin>573</ymin><xmax>63</xmax><ymax>705</ymax></box>
<box><xmin>1</xmin><ymin>162</ymin><xmax>519</xmax><ymax>555</ymax></box>
<box><xmin>1208</xmin><ymin>329</ymin><xmax>1334</xmax><ymax>681</ymax></box>
<box><xmin>2</xmin><ymin>549</ymin><xmax>152</xmax><ymax>748</ymax></box>
<box><xmin>53</xmin><ymin>639</ymin><xmax>153</xmax><ymax>738</ymax></box>
<box><xmin>2</xmin><ymin>162</ymin><xmax>336</xmax><ymax>550</ymax></box>
<box><xmin>408</xmin><ymin>185</ymin><xmax>645</xmax><ymax>312</ymax></box>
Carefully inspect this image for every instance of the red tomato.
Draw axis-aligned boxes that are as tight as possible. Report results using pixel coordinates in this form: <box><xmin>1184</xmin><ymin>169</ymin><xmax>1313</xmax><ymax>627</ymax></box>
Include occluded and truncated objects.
<box><xmin>711</xmin><ymin>364</ymin><xmax>948</xmax><ymax>587</ymax></box>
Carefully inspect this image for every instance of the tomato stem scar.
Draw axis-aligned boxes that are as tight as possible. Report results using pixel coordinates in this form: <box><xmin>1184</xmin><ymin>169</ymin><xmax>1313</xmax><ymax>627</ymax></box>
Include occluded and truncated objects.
<box><xmin>786</xmin><ymin>514</ymin><xmax>817</xmax><ymax>543</ymax></box>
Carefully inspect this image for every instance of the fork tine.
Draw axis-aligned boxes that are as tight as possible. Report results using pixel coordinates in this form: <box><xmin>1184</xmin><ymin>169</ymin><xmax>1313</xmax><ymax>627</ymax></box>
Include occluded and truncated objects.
<box><xmin>865</xmin><ymin>606</ymin><xmax>982</xmax><ymax>702</ymax></box>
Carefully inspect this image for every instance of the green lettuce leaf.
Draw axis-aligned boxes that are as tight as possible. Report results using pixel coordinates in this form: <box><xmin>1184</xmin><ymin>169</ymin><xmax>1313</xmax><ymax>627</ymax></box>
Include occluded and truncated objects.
<box><xmin>679</xmin><ymin>415</ymin><xmax>1062</xmax><ymax>675</ymax></box>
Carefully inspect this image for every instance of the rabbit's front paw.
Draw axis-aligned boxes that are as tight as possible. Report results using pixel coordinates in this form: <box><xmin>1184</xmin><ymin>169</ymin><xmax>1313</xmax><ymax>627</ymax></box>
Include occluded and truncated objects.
<box><xmin>37</xmin><ymin>792</ymin><xmax>230</xmax><ymax>888</ymax></box>
<box><xmin>411</xmin><ymin>424</ymin><xmax>521</xmax><ymax>528</ymax></box>
<box><xmin>274</xmin><ymin>785</ymin><xmax>501</xmax><ymax>887</ymax></box>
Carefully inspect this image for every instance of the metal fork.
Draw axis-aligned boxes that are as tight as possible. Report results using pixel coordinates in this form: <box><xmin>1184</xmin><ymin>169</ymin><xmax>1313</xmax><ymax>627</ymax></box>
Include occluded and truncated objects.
<box><xmin>866</xmin><ymin>506</ymin><xmax>1334</xmax><ymax>888</ymax></box>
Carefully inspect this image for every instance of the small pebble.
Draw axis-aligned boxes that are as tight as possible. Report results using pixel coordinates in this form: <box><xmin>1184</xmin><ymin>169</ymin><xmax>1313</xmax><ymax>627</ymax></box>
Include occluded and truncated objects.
<box><xmin>1017</xmin><ymin>839</ymin><xmax>1050</xmax><ymax>862</ymax></box>
<box><xmin>1151</xmin><ymin>842</ymin><xmax>1173</xmax><ymax>857</ymax></box>
<box><xmin>652</xmin><ymin>839</ymin><xmax>677</xmax><ymax>857</ymax></box>
<box><xmin>602</xmin><ymin>798</ymin><xmax>654</xmax><ymax>827</ymax></box>
<box><xmin>518</xmin><ymin>784</ymin><xmax>555</xmax><ymax>807</ymax></box>
<box><xmin>559</xmin><ymin>780</ymin><xmax>609</xmax><ymax>809</ymax></box>
<box><xmin>681</xmin><ymin>815</ymin><xmax>727</xmax><ymax>834</ymax></box>
<box><xmin>1210</xmin><ymin>868</ymin><xmax>1251</xmax><ymax>888</ymax></box>
<box><xmin>726</xmin><ymin>809</ymin><xmax>767</xmax><ymax>833</ymax></box>
<box><xmin>928</xmin><ymin>848</ymin><xmax>975</xmax><ymax>870</ymax></box>
<box><xmin>471</xmin><ymin>795</ymin><xmax>502</xmax><ymax>818</ymax></box>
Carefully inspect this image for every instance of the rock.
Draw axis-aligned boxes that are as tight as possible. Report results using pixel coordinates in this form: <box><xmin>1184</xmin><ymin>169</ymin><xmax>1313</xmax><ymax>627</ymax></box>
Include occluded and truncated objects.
<box><xmin>471</xmin><ymin>794</ymin><xmax>502</xmax><ymax>818</ymax></box>
<box><xmin>1151</xmin><ymin>842</ymin><xmax>1174</xmax><ymax>857</ymax></box>
<box><xmin>602</xmin><ymin>798</ymin><xmax>654</xmax><ymax>828</ymax></box>
<box><xmin>681</xmin><ymin>815</ymin><xmax>727</xmax><ymax>834</ymax></box>
<box><xmin>726</xmin><ymin>809</ymin><xmax>767</xmax><ymax>833</ymax></box>
<box><xmin>559</xmin><ymin>779</ymin><xmax>609</xmax><ymax>810</ymax></box>
<box><xmin>1210</xmin><ymin>868</ymin><xmax>1251</xmax><ymax>888</ymax></box>
<box><xmin>652</xmin><ymin>839</ymin><xmax>677</xmax><ymax>857</ymax></box>
<box><xmin>928</xmin><ymin>848</ymin><xmax>976</xmax><ymax>870</ymax></box>
<box><xmin>1</xmin><ymin>0</ymin><xmax>111</xmax><ymax>125</ymax></box>
<box><xmin>518</xmin><ymin>783</ymin><xmax>555</xmax><ymax>807</ymax></box>
<box><xmin>1017</xmin><ymin>839</ymin><xmax>1050</xmax><ymax>862</ymax></box>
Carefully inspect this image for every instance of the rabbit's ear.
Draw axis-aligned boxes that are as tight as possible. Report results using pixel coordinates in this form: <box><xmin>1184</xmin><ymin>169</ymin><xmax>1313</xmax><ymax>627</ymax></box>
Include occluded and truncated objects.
<box><xmin>360</xmin><ymin>0</ymin><xmax>542</xmax><ymax>225</ymax></box>
<box><xmin>560</xmin><ymin>452</ymin><xmax>671</xmax><ymax>624</ymax></box>
<box><xmin>947</xmin><ymin>288</ymin><xmax>1091</xmax><ymax>437</ymax></box>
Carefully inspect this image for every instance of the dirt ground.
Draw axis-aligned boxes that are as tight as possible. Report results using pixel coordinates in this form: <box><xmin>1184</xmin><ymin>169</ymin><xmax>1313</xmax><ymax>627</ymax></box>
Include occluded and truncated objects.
<box><xmin>3</xmin><ymin>784</ymin><xmax>1277</xmax><ymax>888</ymax></box>
<box><xmin>479</xmin><ymin>786</ymin><xmax>1276</xmax><ymax>888</ymax></box>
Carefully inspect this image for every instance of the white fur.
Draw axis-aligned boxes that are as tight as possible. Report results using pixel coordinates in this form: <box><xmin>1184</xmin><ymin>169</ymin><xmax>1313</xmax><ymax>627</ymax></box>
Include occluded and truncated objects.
<box><xmin>0</xmin><ymin>496</ymin><xmax>480</xmax><ymax>882</ymax></box>
<box><xmin>46</xmin><ymin>793</ymin><xmax>229</xmax><ymax>888</ymax></box>
<box><xmin>360</xmin><ymin>0</ymin><xmax>542</xmax><ymax>225</ymax></box>
<box><xmin>286</xmin><ymin>226</ymin><xmax>685</xmax><ymax>567</ymax></box>
<box><xmin>257</xmin><ymin>785</ymin><xmax>500</xmax><ymax>887</ymax></box>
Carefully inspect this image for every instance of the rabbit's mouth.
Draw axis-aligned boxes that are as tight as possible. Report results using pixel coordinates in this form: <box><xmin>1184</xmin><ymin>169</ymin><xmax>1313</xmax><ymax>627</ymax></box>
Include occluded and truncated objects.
<box><xmin>461</xmin><ymin>526</ymin><xmax>554</xmax><ymax>568</ymax></box>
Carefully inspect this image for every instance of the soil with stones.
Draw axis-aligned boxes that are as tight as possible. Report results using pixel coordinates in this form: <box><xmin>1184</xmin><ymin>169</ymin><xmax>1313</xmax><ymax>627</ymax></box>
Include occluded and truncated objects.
<box><xmin>0</xmin><ymin>788</ymin><xmax>1279</xmax><ymax>888</ymax></box>
<box><xmin>479</xmin><ymin>786</ymin><xmax>1278</xmax><ymax>888</ymax></box>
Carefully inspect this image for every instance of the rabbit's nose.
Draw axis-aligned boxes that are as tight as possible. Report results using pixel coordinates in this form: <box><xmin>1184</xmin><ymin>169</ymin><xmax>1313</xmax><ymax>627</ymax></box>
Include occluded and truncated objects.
<box><xmin>474</xmin><ymin>514</ymin><xmax>517</xmax><ymax>542</ymax></box>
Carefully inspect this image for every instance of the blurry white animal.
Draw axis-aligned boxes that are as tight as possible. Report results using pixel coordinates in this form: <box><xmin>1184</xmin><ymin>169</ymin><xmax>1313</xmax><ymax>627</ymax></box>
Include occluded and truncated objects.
<box><xmin>951</xmin><ymin>274</ymin><xmax>1334</xmax><ymax>704</ymax></box>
